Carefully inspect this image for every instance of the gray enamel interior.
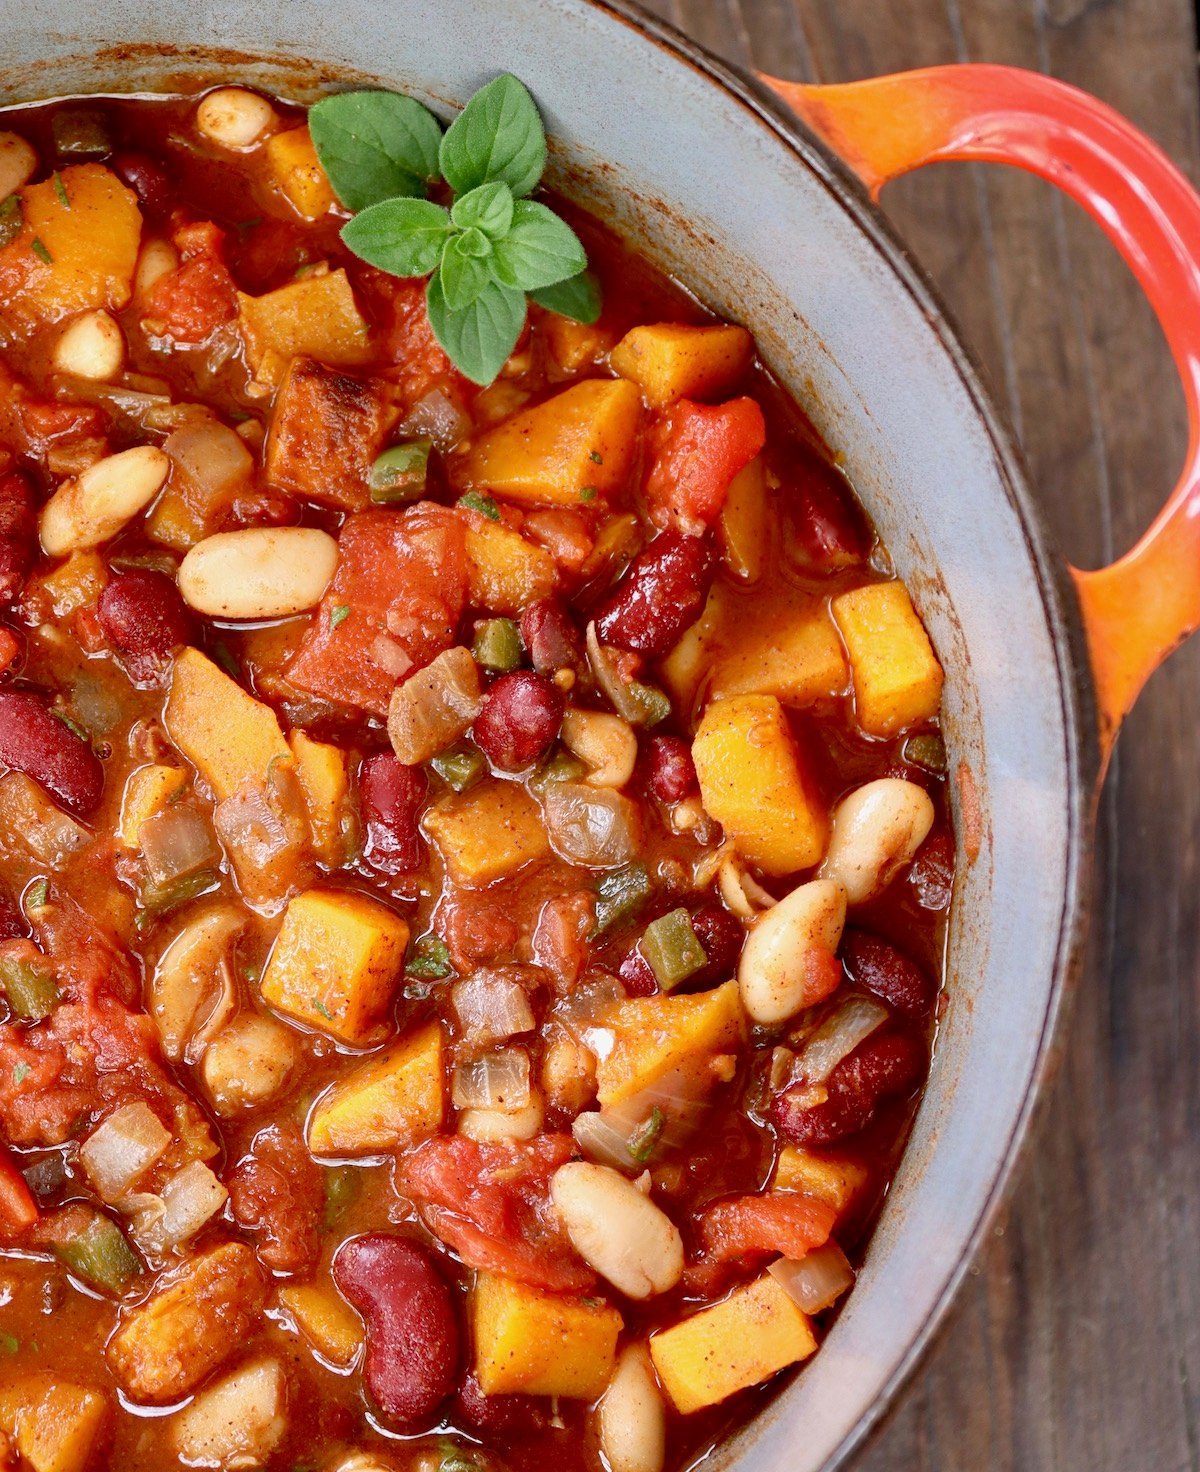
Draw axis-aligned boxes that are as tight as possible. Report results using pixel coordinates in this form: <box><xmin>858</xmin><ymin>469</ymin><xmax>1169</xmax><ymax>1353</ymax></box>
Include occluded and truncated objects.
<box><xmin>0</xmin><ymin>3</ymin><xmax>1088</xmax><ymax>1469</ymax></box>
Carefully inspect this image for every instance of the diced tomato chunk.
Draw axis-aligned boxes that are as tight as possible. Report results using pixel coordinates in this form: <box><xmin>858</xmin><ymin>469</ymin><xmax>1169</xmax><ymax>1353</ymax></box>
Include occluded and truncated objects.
<box><xmin>359</xmin><ymin>271</ymin><xmax>473</xmax><ymax>409</ymax></box>
<box><xmin>399</xmin><ymin>1134</ymin><xmax>594</xmax><ymax>1292</ymax></box>
<box><xmin>644</xmin><ymin>396</ymin><xmax>766</xmax><ymax>533</ymax></box>
<box><xmin>287</xmin><ymin>503</ymin><xmax>468</xmax><ymax>717</ymax></box>
<box><xmin>699</xmin><ymin>1192</ymin><xmax>836</xmax><ymax>1264</ymax></box>
<box><xmin>0</xmin><ymin>1144</ymin><xmax>37</xmax><ymax>1236</ymax></box>
<box><xmin>146</xmin><ymin>219</ymin><xmax>238</xmax><ymax>343</ymax></box>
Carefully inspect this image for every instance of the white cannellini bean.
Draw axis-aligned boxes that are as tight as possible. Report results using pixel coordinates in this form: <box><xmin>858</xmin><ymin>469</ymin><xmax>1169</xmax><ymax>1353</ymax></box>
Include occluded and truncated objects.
<box><xmin>201</xmin><ymin>1013</ymin><xmax>300</xmax><ymax>1116</ymax></box>
<box><xmin>39</xmin><ymin>445</ymin><xmax>169</xmax><ymax>556</ymax></box>
<box><xmin>196</xmin><ymin>88</ymin><xmax>277</xmax><ymax>150</ymax></box>
<box><xmin>818</xmin><ymin>777</ymin><xmax>935</xmax><ymax>905</ymax></box>
<box><xmin>737</xmin><ymin>878</ymin><xmax>846</xmax><ymax>1025</ymax></box>
<box><xmin>718</xmin><ymin>850</ymin><xmax>778</xmax><ymax>920</ymax></box>
<box><xmin>598</xmin><ymin>1344</ymin><xmax>666</xmax><ymax>1472</ymax></box>
<box><xmin>561</xmin><ymin>707</ymin><xmax>638</xmax><ymax>789</ymax></box>
<box><xmin>135</xmin><ymin>237</ymin><xmax>179</xmax><ymax>300</ymax></box>
<box><xmin>178</xmin><ymin>527</ymin><xmax>338</xmax><ymax>619</ymax></box>
<box><xmin>550</xmin><ymin>1161</ymin><xmax>683</xmax><ymax>1299</ymax></box>
<box><xmin>0</xmin><ymin>131</ymin><xmax>36</xmax><ymax>198</ymax></box>
<box><xmin>172</xmin><ymin>1358</ymin><xmax>287</xmax><ymax>1469</ymax></box>
<box><xmin>458</xmin><ymin>1093</ymin><xmax>545</xmax><ymax>1143</ymax></box>
<box><xmin>53</xmin><ymin>309</ymin><xmax>125</xmax><ymax>381</ymax></box>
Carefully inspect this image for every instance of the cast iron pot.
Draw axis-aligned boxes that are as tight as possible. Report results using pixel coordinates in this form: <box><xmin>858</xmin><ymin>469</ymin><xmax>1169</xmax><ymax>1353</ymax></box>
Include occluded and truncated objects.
<box><xmin>6</xmin><ymin>3</ymin><xmax>1199</xmax><ymax>1469</ymax></box>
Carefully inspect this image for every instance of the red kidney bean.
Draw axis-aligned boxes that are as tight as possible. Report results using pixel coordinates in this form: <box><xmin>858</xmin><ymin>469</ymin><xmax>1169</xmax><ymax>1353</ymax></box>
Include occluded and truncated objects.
<box><xmin>619</xmin><ymin>945</ymin><xmax>658</xmax><ymax>997</ymax></box>
<box><xmin>786</xmin><ymin>470</ymin><xmax>870</xmax><ymax>573</ymax></box>
<box><xmin>97</xmin><ymin>570</ymin><xmax>193</xmax><ymax>684</ymax></box>
<box><xmin>520</xmin><ymin>598</ymin><xmax>582</xmax><ymax>675</ymax></box>
<box><xmin>593</xmin><ymin>529</ymin><xmax>717</xmax><ymax>656</ymax></box>
<box><xmin>644</xmin><ymin>733</ymin><xmax>697</xmax><ymax>804</ymax></box>
<box><xmin>333</xmin><ymin>1234</ymin><xmax>459</xmax><ymax>1427</ymax></box>
<box><xmin>690</xmin><ymin>903</ymin><xmax>743</xmax><ymax>985</ymax></box>
<box><xmin>110</xmin><ymin>150</ymin><xmax>174</xmax><ymax>215</ymax></box>
<box><xmin>908</xmin><ymin>829</ymin><xmax>955</xmax><ymax>912</ymax></box>
<box><xmin>473</xmin><ymin>670</ymin><xmax>564</xmax><ymax>772</ymax></box>
<box><xmin>771</xmin><ymin>1030</ymin><xmax>924</xmax><ymax>1145</ymax></box>
<box><xmin>841</xmin><ymin>929</ymin><xmax>936</xmax><ymax>1021</ymax></box>
<box><xmin>0</xmin><ymin>472</ymin><xmax>35</xmax><ymax>606</ymax></box>
<box><xmin>360</xmin><ymin>753</ymin><xmax>425</xmax><ymax>875</ymax></box>
<box><xmin>453</xmin><ymin>1371</ymin><xmax>540</xmax><ymax>1438</ymax></box>
<box><xmin>0</xmin><ymin>690</ymin><xmax>103</xmax><ymax>817</ymax></box>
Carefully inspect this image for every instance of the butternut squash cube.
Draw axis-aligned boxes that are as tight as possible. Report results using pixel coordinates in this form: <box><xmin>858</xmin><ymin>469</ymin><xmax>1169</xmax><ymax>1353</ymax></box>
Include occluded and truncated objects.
<box><xmin>424</xmin><ymin>780</ymin><xmax>550</xmax><ymax>888</ymax></box>
<box><xmin>264</xmin><ymin>126</ymin><xmax>334</xmax><ymax>220</ymax></box>
<box><xmin>0</xmin><ymin>164</ymin><xmax>142</xmax><ymax>335</ymax></box>
<box><xmin>692</xmin><ymin>695</ymin><xmax>828</xmax><ymax>875</ymax></box>
<box><xmin>0</xmin><ymin>1379</ymin><xmax>109</xmax><ymax>1472</ymax></box>
<box><xmin>164</xmin><ymin>648</ymin><xmax>292</xmax><ymax>804</ymax></box>
<box><xmin>278</xmin><ymin>1282</ymin><xmax>364</xmax><ymax>1368</ymax></box>
<box><xmin>261</xmin><ymin>888</ymin><xmax>409</xmax><ymax>1045</ymax></box>
<box><xmin>465</xmin><ymin>517</ymin><xmax>556</xmax><ymax>614</ymax></box>
<box><xmin>709</xmin><ymin>585</ymin><xmax>848</xmax><ymax>708</ymax></box>
<box><xmin>106</xmin><ymin>1241</ymin><xmax>266</xmax><ymax>1404</ymax></box>
<box><xmin>718</xmin><ymin>457</ymin><xmax>768</xmax><ymax>583</ymax></box>
<box><xmin>831</xmin><ymin>580</ymin><xmax>944</xmax><ymax>737</ymax></box>
<box><xmin>289</xmin><ymin>730</ymin><xmax>352</xmax><ymax>868</ymax></box>
<box><xmin>596</xmin><ymin>980</ymin><xmax>746</xmax><ymax>1108</ymax></box>
<box><xmin>610</xmin><ymin>323</ymin><xmax>753</xmax><ymax>408</ymax></box>
<box><xmin>238</xmin><ymin>267</ymin><xmax>372</xmax><ymax>389</ymax></box>
<box><xmin>473</xmin><ymin>1272</ymin><xmax>622</xmax><ymax>1398</ymax></box>
<box><xmin>308</xmin><ymin>1021</ymin><xmax>444</xmax><ymax>1154</ymax></box>
<box><xmin>117</xmin><ymin>763</ymin><xmax>188</xmax><ymax>847</ymax></box>
<box><xmin>649</xmin><ymin>1273</ymin><xmax>817</xmax><ymax>1414</ymax></box>
<box><xmin>453</xmin><ymin>379</ymin><xmax>641</xmax><ymax>508</ymax></box>
<box><xmin>540</xmin><ymin>312</ymin><xmax>617</xmax><ymax>373</ymax></box>
<box><xmin>772</xmin><ymin>1145</ymin><xmax>868</xmax><ymax>1219</ymax></box>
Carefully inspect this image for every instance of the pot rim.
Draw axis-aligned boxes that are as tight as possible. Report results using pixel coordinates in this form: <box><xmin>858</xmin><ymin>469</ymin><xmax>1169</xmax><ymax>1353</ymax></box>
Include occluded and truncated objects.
<box><xmin>588</xmin><ymin>0</ymin><xmax>1100</xmax><ymax>1460</ymax></box>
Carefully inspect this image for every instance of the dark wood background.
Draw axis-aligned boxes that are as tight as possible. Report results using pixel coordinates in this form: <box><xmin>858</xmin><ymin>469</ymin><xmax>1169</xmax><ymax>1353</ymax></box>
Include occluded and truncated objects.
<box><xmin>641</xmin><ymin>2</ymin><xmax>1200</xmax><ymax>1468</ymax></box>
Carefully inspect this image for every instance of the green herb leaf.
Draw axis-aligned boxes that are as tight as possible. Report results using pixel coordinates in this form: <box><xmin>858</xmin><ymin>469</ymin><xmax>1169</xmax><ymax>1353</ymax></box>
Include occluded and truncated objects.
<box><xmin>529</xmin><ymin>269</ymin><xmax>602</xmax><ymax>324</ymax></box>
<box><xmin>313</xmin><ymin>998</ymin><xmax>333</xmax><ymax>1021</ymax></box>
<box><xmin>628</xmin><ymin>1105</ymin><xmax>665</xmax><ymax>1164</ymax></box>
<box><xmin>52</xmin><ymin>171</ymin><xmax>70</xmax><ymax>209</ymax></box>
<box><xmin>426</xmin><ymin>271</ymin><xmax>526</xmax><ymax>387</ymax></box>
<box><xmin>308</xmin><ymin>90</ymin><xmax>443</xmax><ymax>210</ymax></box>
<box><xmin>406</xmin><ymin>934</ymin><xmax>454</xmax><ymax>980</ymax></box>
<box><xmin>30</xmin><ymin>237</ymin><xmax>52</xmax><ymax>265</ymax></box>
<box><xmin>25</xmin><ymin>878</ymin><xmax>48</xmax><ymax>910</ymax></box>
<box><xmin>0</xmin><ymin>193</ymin><xmax>23</xmax><ymax>249</ymax></box>
<box><xmin>342</xmin><ymin>197</ymin><xmax>452</xmax><ymax>278</ymax></box>
<box><xmin>439</xmin><ymin>232</ymin><xmax>495</xmax><ymax>311</ymax></box>
<box><xmin>439</xmin><ymin>73</ymin><xmax>546</xmax><ymax>198</ymax></box>
<box><xmin>328</xmin><ymin>604</ymin><xmax>351</xmax><ymax>631</ymax></box>
<box><xmin>450</xmin><ymin>180</ymin><xmax>515</xmax><ymax>238</ymax></box>
<box><xmin>491</xmin><ymin>199</ymin><xmax>586</xmax><ymax>292</ymax></box>
<box><xmin>12</xmin><ymin>1063</ymin><xmax>29</xmax><ymax>1086</ymax></box>
<box><xmin>457</xmin><ymin>490</ymin><xmax>501</xmax><ymax>521</ymax></box>
<box><xmin>0</xmin><ymin>1332</ymin><xmax>18</xmax><ymax>1355</ymax></box>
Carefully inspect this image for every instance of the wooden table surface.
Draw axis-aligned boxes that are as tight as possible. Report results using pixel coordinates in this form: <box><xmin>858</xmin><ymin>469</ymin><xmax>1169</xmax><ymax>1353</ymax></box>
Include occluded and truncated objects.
<box><xmin>640</xmin><ymin>2</ymin><xmax>1200</xmax><ymax>1469</ymax></box>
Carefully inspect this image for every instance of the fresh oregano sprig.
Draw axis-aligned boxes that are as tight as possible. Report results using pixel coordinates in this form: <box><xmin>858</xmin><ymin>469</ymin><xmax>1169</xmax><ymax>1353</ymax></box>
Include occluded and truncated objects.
<box><xmin>309</xmin><ymin>74</ymin><xmax>601</xmax><ymax>386</ymax></box>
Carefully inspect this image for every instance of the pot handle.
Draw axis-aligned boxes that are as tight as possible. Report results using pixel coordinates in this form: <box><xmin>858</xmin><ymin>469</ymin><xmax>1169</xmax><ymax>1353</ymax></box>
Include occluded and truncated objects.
<box><xmin>760</xmin><ymin>64</ymin><xmax>1200</xmax><ymax>755</ymax></box>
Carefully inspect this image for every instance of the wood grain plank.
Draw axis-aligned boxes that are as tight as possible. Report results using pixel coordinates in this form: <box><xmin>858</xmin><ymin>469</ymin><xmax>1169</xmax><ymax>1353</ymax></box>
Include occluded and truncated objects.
<box><xmin>642</xmin><ymin>1</ymin><xmax>1200</xmax><ymax>1468</ymax></box>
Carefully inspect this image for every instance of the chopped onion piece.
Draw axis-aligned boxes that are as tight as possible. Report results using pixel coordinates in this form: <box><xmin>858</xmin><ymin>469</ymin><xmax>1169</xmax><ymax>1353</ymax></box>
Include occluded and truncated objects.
<box><xmin>132</xmin><ymin>1161</ymin><xmax>228</xmax><ymax>1252</ymax></box>
<box><xmin>542</xmin><ymin>782</ymin><xmax>639</xmax><ymax>869</ymax></box>
<box><xmin>370</xmin><ymin>634</ymin><xmax>414</xmax><ymax>680</ymax></box>
<box><xmin>138</xmin><ymin>803</ymin><xmax>218</xmax><ymax>885</ymax></box>
<box><xmin>555</xmin><ymin>973</ymin><xmax>624</xmax><ymax>1041</ymax></box>
<box><xmin>398</xmin><ymin>387</ymin><xmax>472</xmax><ymax>452</ymax></box>
<box><xmin>387</xmin><ymin>646</ymin><xmax>481</xmax><ymax>765</ymax></box>
<box><xmin>794</xmin><ymin>997</ymin><xmax>889</xmax><ymax>1085</ymax></box>
<box><xmin>452</xmin><ymin>1049</ymin><xmax>531</xmax><ymax>1112</ymax></box>
<box><xmin>768</xmin><ymin>1242</ymin><xmax>855</xmax><ymax>1313</ymax></box>
<box><xmin>80</xmin><ymin>1102</ymin><xmax>171</xmax><ymax>1204</ymax></box>
<box><xmin>586</xmin><ymin>622</ymin><xmax>644</xmax><ymax>725</ymax></box>
<box><xmin>452</xmin><ymin>970</ymin><xmax>535</xmax><ymax>1047</ymax></box>
<box><xmin>572</xmin><ymin>1110</ymin><xmax>639</xmax><ymax>1170</ymax></box>
<box><xmin>163</xmin><ymin>420</ymin><xmax>253</xmax><ymax>506</ymax></box>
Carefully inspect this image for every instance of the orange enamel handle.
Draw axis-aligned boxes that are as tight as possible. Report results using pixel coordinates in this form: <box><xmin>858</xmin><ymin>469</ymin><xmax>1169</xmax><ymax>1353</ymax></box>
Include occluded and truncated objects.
<box><xmin>762</xmin><ymin>64</ymin><xmax>1200</xmax><ymax>754</ymax></box>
